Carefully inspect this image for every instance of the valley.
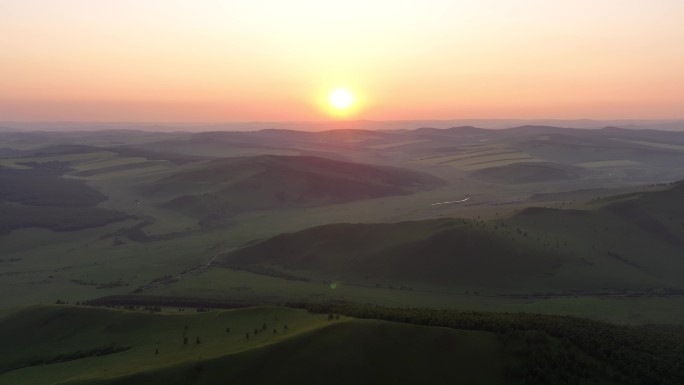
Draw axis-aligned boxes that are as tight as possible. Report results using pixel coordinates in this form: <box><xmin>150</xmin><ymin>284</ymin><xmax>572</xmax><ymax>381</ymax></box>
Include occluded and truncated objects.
<box><xmin>3</xmin><ymin>124</ymin><xmax>684</xmax><ymax>384</ymax></box>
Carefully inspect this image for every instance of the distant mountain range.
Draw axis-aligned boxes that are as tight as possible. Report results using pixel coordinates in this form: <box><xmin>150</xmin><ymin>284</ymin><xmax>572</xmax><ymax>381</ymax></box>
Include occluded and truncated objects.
<box><xmin>1</xmin><ymin>119</ymin><xmax>683</xmax><ymax>132</ymax></box>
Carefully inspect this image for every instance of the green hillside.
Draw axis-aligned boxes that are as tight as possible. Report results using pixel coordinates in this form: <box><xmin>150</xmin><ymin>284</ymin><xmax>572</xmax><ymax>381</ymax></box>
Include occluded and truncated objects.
<box><xmin>220</xmin><ymin>180</ymin><xmax>684</xmax><ymax>294</ymax></box>
<box><xmin>0</xmin><ymin>305</ymin><xmax>328</xmax><ymax>385</ymax></box>
<box><xmin>0</xmin><ymin>304</ymin><xmax>650</xmax><ymax>385</ymax></box>
<box><xmin>143</xmin><ymin>155</ymin><xmax>444</xmax><ymax>221</ymax></box>
<box><xmin>509</xmin><ymin>181</ymin><xmax>684</xmax><ymax>288</ymax></box>
<box><xmin>470</xmin><ymin>162</ymin><xmax>584</xmax><ymax>184</ymax></box>
<box><xmin>221</xmin><ymin>218</ymin><xmax>570</xmax><ymax>290</ymax></box>
<box><xmin>0</xmin><ymin>164</ymin><xmax>107</xmax><ymax>207</ymax></box>
<box><xmin>70</xmin><ymin>320</ymin><xmax>506</xmax><ymax>385</ymax></box>
<box><xmin>0</xmin><ymin>161</ymin><xmax>131</xmax><ymax>234</ymax></box>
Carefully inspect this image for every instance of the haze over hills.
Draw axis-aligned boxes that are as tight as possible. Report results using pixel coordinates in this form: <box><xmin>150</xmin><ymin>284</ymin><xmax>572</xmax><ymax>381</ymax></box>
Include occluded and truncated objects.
<box><xmin>3</xmin><ymin>125</ymin><xmax>684</xmax><ymax>384</ymax></box>
<box><xmin>144</xmin><ymin>155</ymin><xmax>445</xmax><ymax>223</ymax></box>
<box><xmin>5</xmin><ymin>0</ymin><xmax>684</xmax><ymax>382</ymax></box>
<box><xmin>2</xmin><ymin>119</ymin><xmax>683</xmax><ymax>132</ymax></box>
<box><xmin>3</xmin><ymin>123</ymin><xmax>684</xmax><ymax>239</ymax></box>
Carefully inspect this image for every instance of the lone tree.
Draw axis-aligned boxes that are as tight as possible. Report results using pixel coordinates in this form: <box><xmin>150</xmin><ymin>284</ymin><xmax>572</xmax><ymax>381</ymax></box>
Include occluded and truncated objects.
<box><xmin>155</xmin><ymin>348</ymin><xmax>159</xmax><ymax>355</ymax></box>
<box><xmin>196</xmin><ymin>336</ymin><xmax>201</xmax><ymax>345</ymax></box>
<box><xmin>262</xmin><ymin>323</ymin><xmax>267</xmax><ymax>331</ymax></box>
<box><xmin>226</xmin><ymin>327</ymin><xmax>231</xmax><ymax>333</ymax></box>
<box><xmin>245</xmin><ymin>333</ymin><xmax>250</xmax><ymax>340</ymax></box>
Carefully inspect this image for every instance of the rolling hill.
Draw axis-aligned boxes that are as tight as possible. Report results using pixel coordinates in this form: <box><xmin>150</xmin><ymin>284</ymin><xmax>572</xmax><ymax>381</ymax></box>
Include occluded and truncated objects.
<box><xmin>220</xmin><ymin>218</ymin><xmax>570</xmax><ymax>290</ymax></box>
<box><xmin>470</xmin><ymin>162</ymin><xmax>585</xmax><ymax>184</ymax></box>
<box><xmin>0</xmin><ymin>162</ymin><xmax>131</xmax><ymax>234</ymax></box>
<box><xmin>219</xmin><ymin>180</ymin><xmax>684</xmax><ymax>293</ymax></box>
<box><xmin>2</xmin><ymin>304</ymin><xmax>669</xmax><ymax>385</ymax></box>
<box><xmin>143</xmin><ymin>155</ymin><xmax>445</xmax><ymax>221</ymax></box>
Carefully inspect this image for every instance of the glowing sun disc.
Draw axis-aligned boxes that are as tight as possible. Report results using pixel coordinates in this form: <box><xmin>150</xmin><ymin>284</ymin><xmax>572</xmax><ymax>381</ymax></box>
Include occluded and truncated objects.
<box><xmin>329</xmin><ymin>88</ymin><xmax>354</xmax><ymax>109</ymax></box>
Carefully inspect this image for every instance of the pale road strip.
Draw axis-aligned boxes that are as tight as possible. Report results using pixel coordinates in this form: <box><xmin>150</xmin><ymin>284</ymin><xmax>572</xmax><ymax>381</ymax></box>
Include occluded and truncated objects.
<box><xmin>139</xmin><ymin>248</ymin><xmax>235</xmax><ymax>291</ymax></box>
<box><xmin>431</xmin><ymin>197</ymin><xmax>471</xmax><ymax>206</ymax></box>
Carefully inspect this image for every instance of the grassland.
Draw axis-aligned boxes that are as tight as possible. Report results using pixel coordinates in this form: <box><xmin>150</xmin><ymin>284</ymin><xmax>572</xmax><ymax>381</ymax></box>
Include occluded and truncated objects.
<box><xmin>0</xmin><ymin>164</ymin><xmax>108</xmax><ymax>207</ymax></box>
<box><xmin>145</xmin><ymin>267</ymin><xmax>684</xmax><ymax>325</ymax></box>
<box><xmin>4</xmin><ymin>126</ymin><xmax>684</xmax><ymax>383</ymax></box>
<box><xmin>219</xmin><ymin>219</ymin><xmax>567</xmax><ymax>291</ymax></box>
<box><xmin>69</xmin><ymin>318</ymin><xmax>506</xmax><ymax>385</ymax></box>
<box><xmin>0</xmin><ymin>205</ymin><xmax>130</xmax><ymax>235</ymax></box>
<box><xmin>217</xmin><ymin>181</ymin><xmax>684</xmax><ymax>294</ymax></box>
<box><xmin>575</xmin><ymin>160</ymin><xmax>642</xmax><ymax>168</ymax></box>
<box><xmin>136</xmin><ymin>155</ymin><xmax>445</xmax><ymax>226</ymax></box>
<box><xmin>412</xmin><ymin>145</ymin><xmax>542</xmax><ymax>171</ymax></box>
<box><xmin>610</xmin><ymin>138</ymin><xmax>684</xmax><ymax>151</ymax></box>
<box><xmin>470</xmin><ymin>162</ymin><xmax>583</xmax><ymax>184</ymax></box>
<box><xmin>369</xmin><ymin>139</ymin><xmax>429</xmax><ymax>149</ymax></box>
<box><xmin>3</xmin><ymin>125</ymin><xmax>684</xmax><ymax>325</ymax></box>
<box><xmin>3</xmin><ymin>304</ymin><xmax>683</xmax><ymax>385</ymax></box>
<box><xmin>142</xmin><ymin>180</ymin><xmax>683</xmax><ymax>325</ymax></box>
<box><xmin>0</xmin><ymin>305</ymin><xmax>330</xmax><ymax>385</ymax></box>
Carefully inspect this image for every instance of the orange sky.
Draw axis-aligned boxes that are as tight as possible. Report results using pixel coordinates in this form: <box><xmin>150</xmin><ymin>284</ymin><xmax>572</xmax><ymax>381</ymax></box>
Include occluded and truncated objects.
<box><xmin>1</xmin><ymin>1</ymin><xmax>683</xmax><ymax>121</ymax></box>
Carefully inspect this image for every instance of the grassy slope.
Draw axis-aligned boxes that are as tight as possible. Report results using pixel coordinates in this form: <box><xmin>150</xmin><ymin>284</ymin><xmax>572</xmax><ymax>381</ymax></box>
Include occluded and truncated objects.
<box><xmin>221</xmin><ymin>218</ymin><xmax>569</xmax><ymax>291</ymax></box>
<box><xmin>4</xmin><ymin>127</ymin><xmax>684</xmax><ymax>324</ymax></box>
<box><xmin>0</xmin><ymin>205</ymin><xmax>131</xmax><ymax>234</ymax></box>
<box><xmin>470</xmin><ymin>162</ymin><xmax>585</xmax><ymax>184</ymax></box>
<box><xmin>509</xmin><ymin>181</ymin><xmax>684</xmax><ymax>288</ymax></box>
<box><xmin>0</xmin><ymin>161</ymin><xmax>131</xmax><ymax>234</ymax></box>
<box><xmin>0</xmin><ymin>306</ymin><xmax>328</xmax><ymax>385</ymax></box>
<box><xmin>0</xmin><ymin>164</ymin><xmax>107</xmax><ymax>207</ymax></box>
<box><xmin>143</xmin><ymin>155</ymin><xmax>445</xmax><ymax>220</ymax></box>
<box><xmin>0</xmin><ymin>305</ymin><xmax>629</xmax><ymax>385</ymax></box>
<box><xmin>70</xmin><ymin>320</ymin><xmax>504</xmax><ymax>385</ymax></box>
<box><xmin>221</xmin><ymin>181</ymin><xmax>684</xmax><ymax>294</ymax></box>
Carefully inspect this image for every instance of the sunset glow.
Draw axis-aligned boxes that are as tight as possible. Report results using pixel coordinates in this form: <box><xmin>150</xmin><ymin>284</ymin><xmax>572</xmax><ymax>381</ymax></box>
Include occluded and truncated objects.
<box><xmin>329</xmin><ymin>89</ymin><xmax>354</xmax><ymax>110</ymax></box>
<box><xmin>1</xmin><ymin>1</ymin><xmax>683</xmax><ymax>121</ymax></box>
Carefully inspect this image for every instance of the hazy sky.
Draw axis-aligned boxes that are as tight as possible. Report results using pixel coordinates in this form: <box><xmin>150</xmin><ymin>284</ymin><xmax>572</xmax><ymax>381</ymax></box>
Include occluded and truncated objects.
<box><xmin>2</xmin><ymin>0</ymin><xmax>683</xmax><ymax>121</ymax></box>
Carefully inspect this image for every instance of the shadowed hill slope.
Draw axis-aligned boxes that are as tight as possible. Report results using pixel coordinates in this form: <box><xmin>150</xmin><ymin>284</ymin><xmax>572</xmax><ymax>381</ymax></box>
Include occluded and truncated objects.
<box><xmin>0</xmin><ymin>305</ymin><xmax>656</xmax><ymax>385</ymax></box>
<box><xmin>470</xmin><ymin>162</ymin><xmax>584</xmax><ymax>184</ymax></box>
<box><xmin>220</xmin><ymin>219</ymin><xmax>569</xmax><ymax>290</ymax></box>
<box><xmin>72</xmin><ymin>320</ymin><xmax>506</xmax><ymax>385</ymax></box>
<box><xmin>220</xmin><ymin>181</ymin><xmax>684</xmax><ymax>293</ymax></box>
<box><xmin>143</xmin><ymin>155</ymin><xmax>445</xmax><ymax>220</ymax></box>
<box><xmin>0</xmin><ymin>305</ymin><xmax>328</xmax><ymax>385</ymax></box>
<box><xmin>504</xmin><ymin>181</ymin><xmax>684</xmax><ymax>289</ymax></box>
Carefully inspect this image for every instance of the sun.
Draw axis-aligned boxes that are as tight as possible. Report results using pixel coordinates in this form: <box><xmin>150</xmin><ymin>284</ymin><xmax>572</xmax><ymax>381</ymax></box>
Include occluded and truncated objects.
<box><xmin>329</xmin><ymin>88</ymin><xmax>354</xmax><ymax>110</ymax></box>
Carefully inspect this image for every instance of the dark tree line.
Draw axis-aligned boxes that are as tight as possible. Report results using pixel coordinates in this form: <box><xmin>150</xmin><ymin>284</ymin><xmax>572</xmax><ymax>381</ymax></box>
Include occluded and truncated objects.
<box><xmin>292</xmin><ymin>302</ymin><xmax>684</xmax><ymax>385</ymax></box>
